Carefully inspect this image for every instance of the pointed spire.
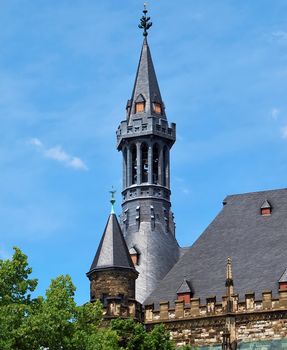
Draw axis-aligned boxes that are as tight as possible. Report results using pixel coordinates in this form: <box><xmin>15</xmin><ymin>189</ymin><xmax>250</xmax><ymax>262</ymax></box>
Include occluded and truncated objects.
<box><xmin>225</xmin><ymin>257</ymin><xmax>234</xmax><ymax>297</ymax></box>
<box><xmin>87</xmin><ymin>211</ymin><xmax>136</xmax><ymax>276</ymax></box>
<box><xmin>126</xmin><ymin>6</ymin><xmax>166</xmax><ymax>123</ymax></box>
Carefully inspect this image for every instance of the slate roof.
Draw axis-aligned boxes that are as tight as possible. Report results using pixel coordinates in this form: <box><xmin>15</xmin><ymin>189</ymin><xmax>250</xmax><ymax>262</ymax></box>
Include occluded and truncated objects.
<box><xmin>127</xmin><ymin>37</ymin><xmax>166</xmax><ymax>123</ymax></box>
<box><xmin>87</xmin><ymin>213</ymin><xmax>135</xmax><ymax>276</ymax></box>
<box><xmin>279</xmin><ymin>268</ymin><xmax>287</xmax><ymax>283</ymax></box>
<box><xmin>145</xmin><ymin>188</ymin><xmax>287</xmax><ymax>307</ymax></box>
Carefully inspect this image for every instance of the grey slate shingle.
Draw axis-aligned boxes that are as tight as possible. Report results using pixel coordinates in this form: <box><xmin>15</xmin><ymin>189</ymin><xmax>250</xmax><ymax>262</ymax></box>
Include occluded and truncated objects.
<box><xmin>127</xmin><ymin>37</ymin><xmax>166</xmax><ymax>123</ymax></box>
<box><xmin>87</xmin><ymin>213</ymin><xmax>135</xmax><ymax>275</ymax></box>
<box><xmin>145</xmin><ymin>188</ymin><xmax>287</xmax><ymax>308</ymax></box>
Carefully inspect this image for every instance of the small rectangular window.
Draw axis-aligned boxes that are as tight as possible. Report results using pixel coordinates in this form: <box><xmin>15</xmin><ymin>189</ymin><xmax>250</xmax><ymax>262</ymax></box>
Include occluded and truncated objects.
<box><xmin>135</xmin><ymin>102</ymin><xmax>145</xmax><ymax>113</ymax></box>
<box><xmin>153</xmin><ymin>103</ymin><xmax>162</xmax><ymax>114</ymax></box>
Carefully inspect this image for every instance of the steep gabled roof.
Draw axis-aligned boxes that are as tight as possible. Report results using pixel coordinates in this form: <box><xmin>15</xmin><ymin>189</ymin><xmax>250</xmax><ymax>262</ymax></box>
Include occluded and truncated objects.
<box><xmin>145</xmin><ymin>188</ymin><xmax>287</xmax><ymax>307</ymax></box>
<box><xmin>127</xmin><ymin>38</ymin><xmax>166</xmax><ymax>123</ymax></box>
<box><xmin>87</xmin><ymin>213</ymin><xmax>135</xmax><ymax>276</ymax></box>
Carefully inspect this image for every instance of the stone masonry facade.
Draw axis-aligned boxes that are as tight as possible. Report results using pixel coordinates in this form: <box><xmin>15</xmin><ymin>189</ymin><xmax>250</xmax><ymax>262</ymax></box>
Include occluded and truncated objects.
<box><xmin>144</xmin><ymin>288</ymin><xmax>287</xmax><ymax>347</ymax></box>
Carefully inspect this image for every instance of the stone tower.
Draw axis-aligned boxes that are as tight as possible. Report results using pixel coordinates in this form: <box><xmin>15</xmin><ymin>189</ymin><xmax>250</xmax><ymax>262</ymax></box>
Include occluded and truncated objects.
<box><xmin>116</xmin><ymin>8</ymin><xmax>180</xmax><ymax>303</ymax></box>
<box><xmin>87</xmin><ymin>196</ymin><xmax>140</xmax><ymax>319</ymax></box>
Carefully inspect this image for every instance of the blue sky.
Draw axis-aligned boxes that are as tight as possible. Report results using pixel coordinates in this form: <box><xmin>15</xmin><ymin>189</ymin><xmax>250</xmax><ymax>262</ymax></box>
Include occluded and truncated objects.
<box><xmin>1</xmin><ymin>0</ymin><xmax>287</xmax><ymax>304</ymax></box>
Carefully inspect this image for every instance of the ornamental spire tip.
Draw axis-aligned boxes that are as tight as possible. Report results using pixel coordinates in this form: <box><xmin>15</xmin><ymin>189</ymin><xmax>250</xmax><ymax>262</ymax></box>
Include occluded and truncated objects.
<box><xmin>109</xmin><ymin>187</ymin><xmax>116</xmax><ymax>214</ymax></box>
<box><xmin>138</xmin><ymin>3</ymin><xmax>152</xmax><ymax>37</ymax></box>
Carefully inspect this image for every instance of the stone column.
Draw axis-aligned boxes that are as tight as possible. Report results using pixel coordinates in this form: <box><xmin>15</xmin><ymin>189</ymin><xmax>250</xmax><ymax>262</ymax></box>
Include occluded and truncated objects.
<box><xmin>148</xmin><ymin>143</ymin><xmax>153</xmax><ymax>184</ymax></box>
<box><xmin>136</xmin><ymin>142</ymin><xmax>141</xmax><ymax>185</ymax></box>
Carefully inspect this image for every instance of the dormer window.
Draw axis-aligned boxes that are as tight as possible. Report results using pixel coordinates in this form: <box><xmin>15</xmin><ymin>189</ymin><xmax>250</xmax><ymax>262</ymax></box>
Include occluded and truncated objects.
<box><xmin>261</xmin><ymin>200</ymin><xmax>272</xmax><ymax>216</ymax></box>
<box><xmin>135</xmin><ymin>94</ymin><xmax>146</xmax><ymax>113</ymax></box>
<box><xmin>129</xmin><ymin>247</ymin><xmax>139</xmax><ymax>266</ymax></box>
<box><xmin>135</xmin><ymin>102</ymin><xmax>145</xmax><ymax>113</ymax></box>
<box><xmin>153</xmin><ymin>102</ymin><xmax>162</xmax><ymax>115</ymax></box>
<box><xmin>279</xmin><ymin>268</ymin><xmax>287</xmax><ymax>290</ymax></box>
<box><xmin>176</xmin><ymin>278</ymin><xmax>192</xmax><ymax>305</ymax></box>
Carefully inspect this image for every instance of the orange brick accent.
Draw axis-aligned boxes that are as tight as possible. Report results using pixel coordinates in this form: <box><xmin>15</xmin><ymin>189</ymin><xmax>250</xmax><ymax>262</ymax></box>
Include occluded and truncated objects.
<box><xmin>279</xmin><ymin>282</ymin><xmax>287</xmax><ymax>290</ymax></box>
<box><xmin>177</xmin><ymin>293</ymin><xmax>191</xmax><ymax>305</ymax></box>
<box><xmin>261</xmin><ymin>208</ymin><xmax>271</xmax><ymax>216</ymax></box>
<box><xmin>131</xmin><ymin>254</ymin><xmax>138</xmax><ymax>265</ymax></box>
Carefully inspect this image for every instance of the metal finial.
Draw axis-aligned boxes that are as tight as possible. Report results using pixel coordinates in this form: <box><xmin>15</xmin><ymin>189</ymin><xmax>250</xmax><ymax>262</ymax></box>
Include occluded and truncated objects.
<box><xmin>109</xmin><ymin>187</ymin><xmax>116</xmax><ymax>214</ymax></box>
<box><xmin>138</xmin><ymin>3</ymin><xmax>152</xmax><ymax>37</ymax></box>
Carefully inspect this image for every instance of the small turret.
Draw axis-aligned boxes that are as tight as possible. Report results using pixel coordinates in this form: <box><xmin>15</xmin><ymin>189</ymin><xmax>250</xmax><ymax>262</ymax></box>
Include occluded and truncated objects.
<box><xmin>87</xmin><ymin>191</ymin><xmax>141</xmax><ymax>319</ymax></box>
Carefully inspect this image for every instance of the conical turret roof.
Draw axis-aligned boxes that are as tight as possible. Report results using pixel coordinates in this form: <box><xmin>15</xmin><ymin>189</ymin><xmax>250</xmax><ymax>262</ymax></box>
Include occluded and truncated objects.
<box><xmin>127</xmin><ymin>38</ymin><xmax>166</xmax><ymax>123</ymax></box>
<box><xmin>87</xmin><ymin>213</ymin><xmax>136</xmax><ymax>276</ymax></box>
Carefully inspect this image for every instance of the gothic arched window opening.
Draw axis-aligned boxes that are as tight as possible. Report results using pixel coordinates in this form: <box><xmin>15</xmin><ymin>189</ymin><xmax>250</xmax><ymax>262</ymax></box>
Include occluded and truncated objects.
<box><xmin>162</xmin><ymin>146</ymin><xmax>168</xmax><ymax>187</ymax></box>
<box><xmin>123</xmin><ymin>148</ymin><xmax>127</xmax><ymax>187</ymax></box>
<box><xmin>152</xmin><ymin>144</ymin><xmax>159</xmax><ymax>184</ymax></box>
<box><xmin>131</xmin><ymin>144</ymin><xmax>137</xmax><ymax>185</ymax></box>
<box><xmin>141</xmin><ymin>143</ymin><xmax>148</xmax><ymax>183</ymax></box>
<box><xmin>135</xmin><ymin>94</ymin><xmax>146</xmax><ymax>113</ymax></box>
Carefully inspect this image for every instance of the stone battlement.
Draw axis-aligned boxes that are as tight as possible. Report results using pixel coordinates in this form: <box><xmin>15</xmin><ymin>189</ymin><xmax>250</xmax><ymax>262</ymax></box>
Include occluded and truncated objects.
<box><xmin>145</xmin><ymin>288</ymin><xmax>287</xmax><ymax>323</ymax></box>
<box><xmin>117</xmin><ymin>116</ymin><xmax>176</xmax><ymax>149</ymax></box>
<box><xmin>103</xmin><ymin>297</ymin><xmax>143</xmax><ymax>322</ymax></box>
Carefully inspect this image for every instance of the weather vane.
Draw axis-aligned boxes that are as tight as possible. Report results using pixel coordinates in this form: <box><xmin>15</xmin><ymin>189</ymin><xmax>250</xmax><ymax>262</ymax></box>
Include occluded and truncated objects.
<box><xmin>109</xmin><ymin>187</ymin><xmax>116</xmax><ymax>214</ymax></box>
<box><xmin>138</xmin><ymin>2</ymin><xmax>152</xmax><ymax>37</ymax></box>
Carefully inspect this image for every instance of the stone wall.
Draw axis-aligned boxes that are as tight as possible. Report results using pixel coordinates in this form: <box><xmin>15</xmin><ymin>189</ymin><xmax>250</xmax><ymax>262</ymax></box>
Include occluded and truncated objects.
<box><xmin>89</xmin><ymin>269</ymin><xmax>136</xmax><ymax>301</ymax></box>
<box><xmin>144</xmin><ymin>289</ymin><xmax>287</xmax><ymax>347</ymax></box>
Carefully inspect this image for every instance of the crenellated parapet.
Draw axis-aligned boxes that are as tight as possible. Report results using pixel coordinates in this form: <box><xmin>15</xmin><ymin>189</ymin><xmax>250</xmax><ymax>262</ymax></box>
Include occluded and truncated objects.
<box><xmin>144</xmin><ymin>260</ymin><xmax>287</xmax><ymax>348</ymax></box>
<box><xmin>117</xmin><ymin>116</ymin><xmax>176</xmax><ymax>150</ymax></box>
<box><xmin>103</xmin><ymin>297</ymin><xmax>143</xmax><ymax>322</ymax></box>
<box><xmin>145</xmin><ymin>289</ymin><xmax>287</xmax><ymax>324</ymax></box>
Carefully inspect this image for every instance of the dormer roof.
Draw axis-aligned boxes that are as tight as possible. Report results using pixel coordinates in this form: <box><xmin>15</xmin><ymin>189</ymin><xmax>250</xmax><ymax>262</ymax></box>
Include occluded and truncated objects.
<box><xmin>176</xmin><ymin>278</ymin><xmax>191</xmax><ymax>294</ymax></box>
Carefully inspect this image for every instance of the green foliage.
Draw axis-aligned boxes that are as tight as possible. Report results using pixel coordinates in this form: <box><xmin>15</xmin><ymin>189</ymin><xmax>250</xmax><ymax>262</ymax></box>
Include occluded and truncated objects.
<box><xmin>144</xmin><ymin>324</ymin><xmax>175</xmax><ymax>350</ymax></box>
<box><xmin>0</xmin><ymin>247</ymin><xmax>38</xmax><ymax>350</ymax></box>
<box><xmin>0</xmin><ymin>247</ymin><xmax>177</xmax><ymax>350</ymax></box>
<box><xmin>0</xmin><ymin>246</ymin><xmax>37</xmax><ymax>305</ymax></box>
<box><xmin>112</xmin><ymin>318</ymin><xmax>175</xmax><ymax>350</ymax></box>
<box><xmin>112</xmin><ymin>318</ymin><xmax>146</xmax><ymax>349</ymax></box>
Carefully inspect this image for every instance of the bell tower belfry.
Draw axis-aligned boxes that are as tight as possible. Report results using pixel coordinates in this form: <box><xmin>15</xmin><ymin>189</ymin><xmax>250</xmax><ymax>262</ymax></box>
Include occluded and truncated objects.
<box><xmin>116</xmin><ymin>6</ymin><xmax>180</xmax><ymax>303</ymax></box>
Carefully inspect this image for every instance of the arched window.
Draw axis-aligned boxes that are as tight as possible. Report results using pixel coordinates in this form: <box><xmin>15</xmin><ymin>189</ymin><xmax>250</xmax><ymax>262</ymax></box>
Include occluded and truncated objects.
<box><xmin>131</xmin><ymin>144</ymin><xmax>137</xmax><ymax>185</ymax></box>
<box><xmin>163</xmin><ymin>146</ymin><xmax>168</xmax><ymax>187</ymax></box>
<box><xmin>123</xmin><ymin>148</ymin><xmax>127</xmax><ymax>187</ymax></box>
<box><xmin>152</xmin><ymin>144</ymin><xmax>159</xmax><ymax>184</ymax></box>
<box><xmin>135</xmin><ymin>94</ymin><xmax>146</xmax><ymax>113</ymax></box>
<box><xmin>141</xmin><ymin>143</ymin><xmax>148</xmax><ymax>183</ymax></box>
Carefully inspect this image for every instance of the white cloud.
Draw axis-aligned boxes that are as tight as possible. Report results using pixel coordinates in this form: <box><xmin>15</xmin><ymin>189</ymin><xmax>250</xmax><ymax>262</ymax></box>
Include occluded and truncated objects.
<box><xmin>29</xmin><ymin>138</ymin><xmax>43</xmax><ymax>147</ymax></box>
<box><xmin>272</xmin><ymin>31</ymin><xmax>287</xmax><ymax>41</ymax></box>
<box><xmin>281</xmin><ymin>126</ymin><xmax>287</xmax><ymax>139</ymax></box>
<box><xmin>271</xmin><ymin>108</ymin><xmax>280</xmax><ymax>120</ymax></box>
<box><xmin>29</xmin><ymin>138</ymin><xmax>88</xmax><ymax>171</ymax></box>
